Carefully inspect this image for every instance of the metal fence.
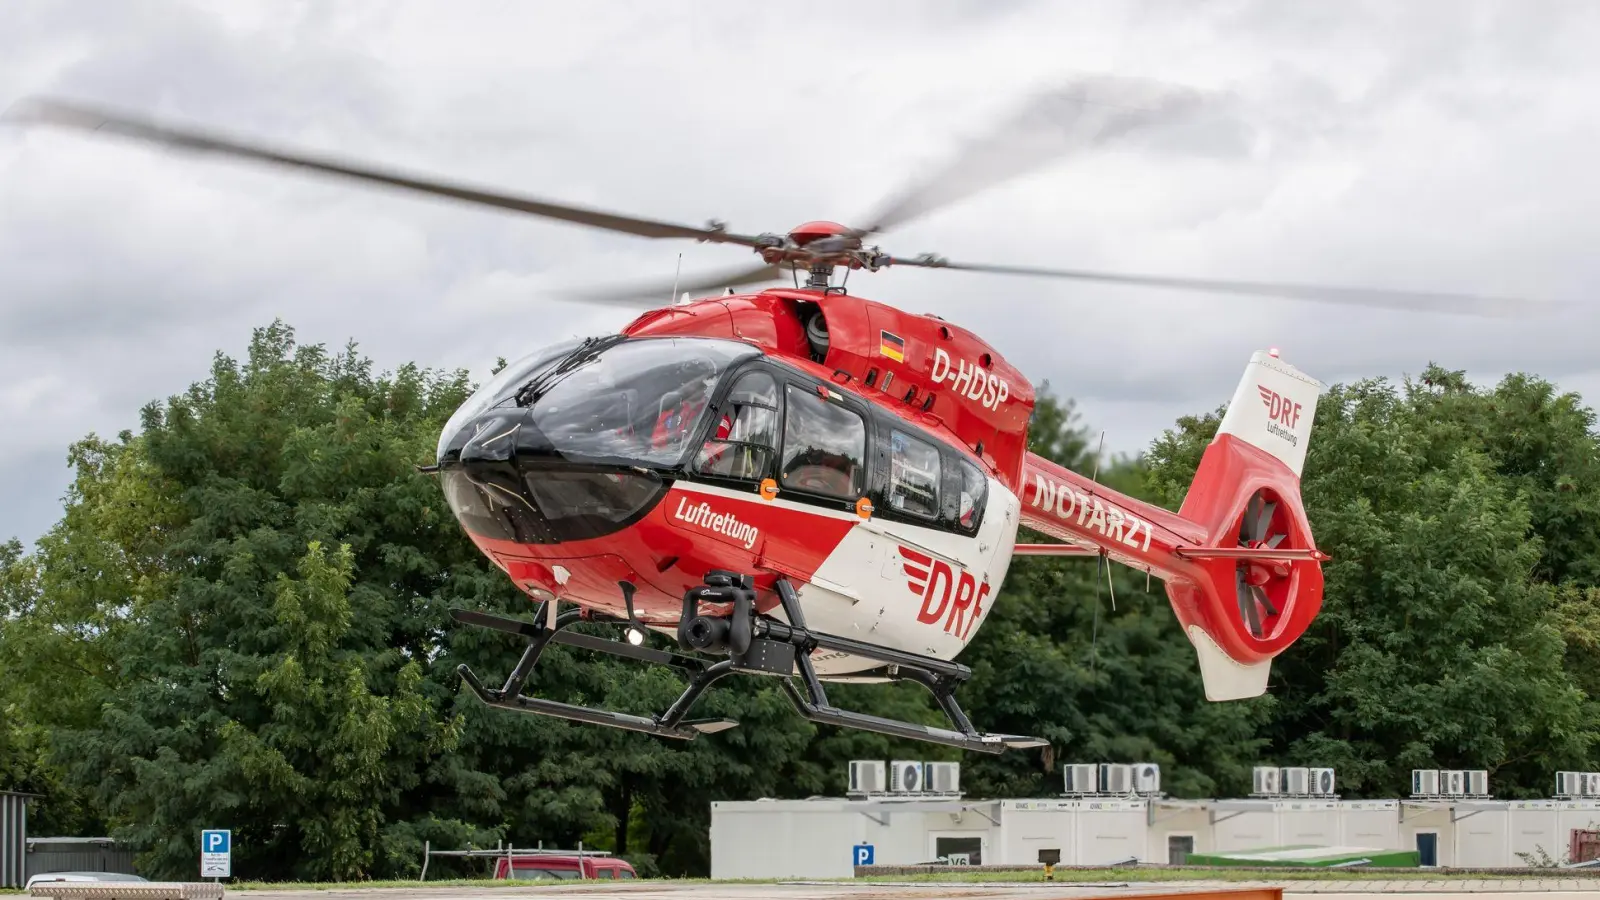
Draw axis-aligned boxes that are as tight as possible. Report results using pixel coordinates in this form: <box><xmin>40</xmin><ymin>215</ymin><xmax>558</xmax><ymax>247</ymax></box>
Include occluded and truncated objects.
<box><xmin>2</xmin><ymin>791</ymin><xmax>34</xmax><ymax>889</ymax></box>
<box><xmin>25</xmin><ymin>837</ymin><xmax>139</xmax><ymax>880</ymax></box>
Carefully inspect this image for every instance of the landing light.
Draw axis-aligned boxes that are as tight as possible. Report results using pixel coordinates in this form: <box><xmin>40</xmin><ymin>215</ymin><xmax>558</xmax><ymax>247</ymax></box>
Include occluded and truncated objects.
<box><xmin>626</xmin><ymin>626</ymin><xmax>646</xmax><ymax>646</ymax></box>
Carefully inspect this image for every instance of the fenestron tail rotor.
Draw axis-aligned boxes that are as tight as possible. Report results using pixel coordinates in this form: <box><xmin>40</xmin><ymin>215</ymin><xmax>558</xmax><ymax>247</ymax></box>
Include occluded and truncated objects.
<box><xmin>1234</xmin><ymin>490</ymin><xmax>1289</xmax><ymax>639</ymax></box>
<box><xmin>1</xmin><ymin>83</ymin><xmax>1562</xmax><ymax>318</ymax></box>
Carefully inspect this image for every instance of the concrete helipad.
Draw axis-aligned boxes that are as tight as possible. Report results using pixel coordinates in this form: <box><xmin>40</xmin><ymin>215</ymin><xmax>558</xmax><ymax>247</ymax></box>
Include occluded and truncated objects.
<box><xmin>232</xmin><ymin>878</ymin><xmax>1600</xmax><ymax>900</ymax></box>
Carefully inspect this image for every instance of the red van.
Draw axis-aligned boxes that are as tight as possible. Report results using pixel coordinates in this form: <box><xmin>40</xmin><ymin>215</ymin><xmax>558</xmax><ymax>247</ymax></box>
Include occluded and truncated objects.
<box><xmin>492</xmin><ymin>852</ymin><xmax>637</xmax><ymax>880</ymax></box>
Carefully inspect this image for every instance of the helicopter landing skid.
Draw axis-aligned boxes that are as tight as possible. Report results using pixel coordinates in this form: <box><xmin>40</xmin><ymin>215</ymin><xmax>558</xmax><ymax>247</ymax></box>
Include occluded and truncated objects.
<box><xmin>759</xmin><ymin>577</ymin><xmax>1049</xmax><ymax>755</ymax></box>
<box><xmin>449</xmin><ymin>574</ymin><xmax>1048</xmax><ymax>755</ymax></box>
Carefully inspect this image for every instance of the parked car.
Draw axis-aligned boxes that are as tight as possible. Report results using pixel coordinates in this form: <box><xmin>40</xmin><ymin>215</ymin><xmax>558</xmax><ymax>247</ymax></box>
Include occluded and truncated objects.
<box><xmin>492</xmin><ymin>853</ymin><xmax>636</xmax><ymax>880</ymax></box>
<box><xmin>26</xmin><ymin>873</ymin><xmax>149</xmax><ymax>889</ymax></box>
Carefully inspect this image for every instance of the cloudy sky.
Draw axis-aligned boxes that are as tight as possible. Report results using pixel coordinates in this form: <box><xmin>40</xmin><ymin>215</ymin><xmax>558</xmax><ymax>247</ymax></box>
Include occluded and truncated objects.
<box><xmin>2</xmin><ymin>0</ymin><xmax>1598</xmax><ymax>549</ymax></box>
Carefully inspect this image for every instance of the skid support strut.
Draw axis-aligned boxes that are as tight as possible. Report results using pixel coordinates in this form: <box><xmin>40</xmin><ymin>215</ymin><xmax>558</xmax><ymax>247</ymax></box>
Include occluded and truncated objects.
<box><xmin>759</xmin><ymin>579</ymin><xmax>1046</xmax><ymax>755</ymax></box>
<box><xmin>450</xmin><ymin>571</ymin><xmax>1047</xmax><ymax>753</ymax></box>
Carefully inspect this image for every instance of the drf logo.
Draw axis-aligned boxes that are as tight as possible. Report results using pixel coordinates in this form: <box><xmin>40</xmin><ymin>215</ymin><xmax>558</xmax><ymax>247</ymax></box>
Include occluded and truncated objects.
<box><xmin>899</xmin><ymin>546</ymin><xmax>989</xmax><ymax>640</ymax></box>
<box><xmin>1258</xmin><ymin>384</ymin><xmax>1303</xmax><ymax>429</ymax></box>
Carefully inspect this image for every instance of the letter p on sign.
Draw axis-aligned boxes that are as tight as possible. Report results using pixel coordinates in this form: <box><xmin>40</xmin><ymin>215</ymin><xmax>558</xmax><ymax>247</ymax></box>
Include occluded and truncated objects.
<box><xmin>853</xmin><ymin>844</ymin><xmax>874</xmax><ymax>866</ymax></box>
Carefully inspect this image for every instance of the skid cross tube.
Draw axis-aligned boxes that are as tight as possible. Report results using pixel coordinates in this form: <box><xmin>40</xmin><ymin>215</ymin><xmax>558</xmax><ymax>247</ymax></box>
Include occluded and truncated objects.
<box><xmin>451</xmin><ymin>607</ymin><xmax>738</xmax><ymax>740</ymax></box>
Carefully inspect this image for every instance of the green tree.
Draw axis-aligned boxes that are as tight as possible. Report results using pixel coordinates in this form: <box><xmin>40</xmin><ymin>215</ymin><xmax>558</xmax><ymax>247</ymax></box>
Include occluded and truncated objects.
<box><xmin>1409</xmin><ymin>365</ymin><xmax>1600</xmax><ymax>588</ymax></box>
<box><xmin>4</xmin><ymin>323</ymin><xmax>497</xmax><ymax>879</ymax></box>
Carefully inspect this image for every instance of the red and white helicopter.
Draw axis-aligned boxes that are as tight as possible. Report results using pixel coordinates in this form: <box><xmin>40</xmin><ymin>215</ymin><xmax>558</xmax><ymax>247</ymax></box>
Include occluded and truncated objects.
<box><xmin>5</xmin><ymin>82</ymin><xmax>1542</xmax><ymax>753</ymax></box>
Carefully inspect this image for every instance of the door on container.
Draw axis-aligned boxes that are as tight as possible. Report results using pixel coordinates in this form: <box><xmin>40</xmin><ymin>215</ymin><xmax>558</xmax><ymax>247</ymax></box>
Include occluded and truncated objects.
<box><xmin>1415</xmin><ymin>832</ymin><xmax>1438</xmax><ymax>867</ymax></box>
<box><xmin>929</xmin><ymin>834</ymin><xmax>985</xmax><ymax>866</ymax></box>
<box><xmin>1167</xmin><ymin>835</ymin><xmax>1195</xmax><ymax>865</ymax></box>
<box><xmin>1572</xmin><ymin>829</ymin><xmax>1600</xmax><ymax>864</ymax></box>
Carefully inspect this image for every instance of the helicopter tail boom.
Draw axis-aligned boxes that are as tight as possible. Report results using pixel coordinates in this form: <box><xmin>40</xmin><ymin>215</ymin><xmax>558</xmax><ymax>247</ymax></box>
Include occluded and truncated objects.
<box><xmin>1016</xmin><ymin>349</ymin><xmax>1326</xmax><ymax>702</ymax></box>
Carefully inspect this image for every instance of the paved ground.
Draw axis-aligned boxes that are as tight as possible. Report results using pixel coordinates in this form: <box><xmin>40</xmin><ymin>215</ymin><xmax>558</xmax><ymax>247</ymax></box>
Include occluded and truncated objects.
<box><xmin>234</xmin><ymin>879</ymin><xmax>1600</xmax><ymax>900</ymax></box>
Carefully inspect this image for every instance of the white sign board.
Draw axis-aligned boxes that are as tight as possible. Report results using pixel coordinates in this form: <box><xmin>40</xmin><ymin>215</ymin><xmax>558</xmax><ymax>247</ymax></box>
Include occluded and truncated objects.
<box><xmin>201</xmin><ymin>829</ymin><xmax>231</xmax><ymax>878</ymax></box>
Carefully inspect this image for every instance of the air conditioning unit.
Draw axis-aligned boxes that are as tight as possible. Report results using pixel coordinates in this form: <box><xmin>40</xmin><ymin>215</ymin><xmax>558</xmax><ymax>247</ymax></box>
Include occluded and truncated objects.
<box><xmin>1309</xmin><ymin>767</ymin><xmax>1336</xmax><ymax>796</ymax></box>
<box><xmin>1252</xmin><ymin>766</ymin><xmax>1281</xmax><ymax>796</ymax></box>
<box><xmin>1441</xmin><ymin>770</ymin><xmax>1465</xmax><ymax>796</ymax></box>
<box><xmin>1583</xmin><ymin>773</ymin><xmax>1600</xmax><ymax>798</ymax></box>
<box><xmin>1281</xmin><ymin>766</ymin><xmax>1309</xmax><ymax>796</ymax></box>
<box><xmin>1556</xmin><ymin>771</ymin><xmax>1583</xmax><ymax>799</ymax></box>
<box><xmin>1465</xmin><ymin>770</ymin><xmax>1489</xmax><ymax>797</ymax></box>
<box><xmin>1063</xmin><ymin>764</ymin><xmax>1098</xmax><ymax>794</ymax></box>
<box><xmin>848</xmin><ymin>760</ymin><xmax>886</xmax><ymax>795</ymax></box>
<box><xmin>1099</xmin><ymin>763</ymin><xmax>1134</xmax><ymax>795</ymax></box>
<box><xmin>1132</xmin><ymin>763</ymin><xmax>1161</xmax><ymax>795</ymax></box>
<box><xmin>925</xmin><ymin>761</ymin><xmax>961</xmax><ymax>794</ymax></box>
<box><xmin>891</xmin><ymin>760</ymin><xmax>924</xmax><ymax>793</ymax></box>
<box><xmin>1411</xmin><ymin>769</ymin><xmax>1439</xmax><ymax>796</ymax></box>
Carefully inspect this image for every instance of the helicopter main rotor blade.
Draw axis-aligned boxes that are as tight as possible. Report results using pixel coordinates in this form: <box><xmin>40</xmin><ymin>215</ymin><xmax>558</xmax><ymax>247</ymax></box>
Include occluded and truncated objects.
<box><xmin>885</xmin><ymin>256</ymin><xmax>1557</xmax><ymax>318</ymax></box>
<box><xmin>848</xmin><ymin>74</ymin><xmax>1221</xmax><ymax>238</ymax></box>
<box><xmin>561</xmin><ymin>261</ymin><xmax>786</xmax><ymax>307</ymax></box>
<box><xmin>3</xmin><ymin>96</ymin><xmax>766</xmax><ymax>247</ymax></box>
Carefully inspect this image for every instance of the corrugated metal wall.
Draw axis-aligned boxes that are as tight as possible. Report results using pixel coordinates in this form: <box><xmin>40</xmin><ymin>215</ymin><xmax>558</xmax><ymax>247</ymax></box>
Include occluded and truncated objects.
<box><xmin>23</xmin><ymin>838</ymin><xmax>139</xmax><ymax>880</ymax></box>
<box><xmin>1</xmin><ymin>791</ymin><xmax>28</xmax><ymax>889</ymax></box>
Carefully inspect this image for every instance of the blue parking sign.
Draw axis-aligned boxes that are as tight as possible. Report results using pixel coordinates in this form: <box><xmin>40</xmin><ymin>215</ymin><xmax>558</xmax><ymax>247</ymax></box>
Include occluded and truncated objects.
<box><xmin>853</xmin><ymin>843</ymin><xmax>874</xmax><ymax>866</ymax></box>
<box><xmin>201</xmin><ymin>829</ymin><xmax>231</xmax><ymax>878</ymax></box>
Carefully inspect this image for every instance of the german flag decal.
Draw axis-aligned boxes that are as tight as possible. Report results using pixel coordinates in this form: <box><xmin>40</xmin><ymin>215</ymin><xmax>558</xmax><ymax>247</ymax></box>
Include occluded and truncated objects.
<box><xmin>878</xmin><ymin>329</ymin><xmax>906</xmax><ymax>362</ymax></box>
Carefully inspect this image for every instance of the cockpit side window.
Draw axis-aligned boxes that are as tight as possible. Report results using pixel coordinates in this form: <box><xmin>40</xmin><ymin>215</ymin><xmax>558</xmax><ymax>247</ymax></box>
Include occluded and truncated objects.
<box><xmin>888</xmin><ymin>430</ymin><xmax>941</xmax><ymax>520</ymax></box>
<box><xmin>779</xmin><ymin>385</ymin><xmax>866</xmax><ymax>501</ymax></box>
<box><xmin>950</xmin><ymin>455</ymin><xmax>988</xmax><ymax>533</ymax></box>
<box><xmin>695</xmin><ymin>371</ymin><xmax>780</xmax><ymax>482</ymax></box>
<box><xmin>934</xmin><ymin>448</ymin><xmax>985</xmax><ymax>531</ymax></box>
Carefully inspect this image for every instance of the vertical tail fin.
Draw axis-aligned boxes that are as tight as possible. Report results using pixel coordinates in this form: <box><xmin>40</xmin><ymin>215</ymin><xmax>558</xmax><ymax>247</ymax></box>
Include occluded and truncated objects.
<box><xmin>1165</xmin><ymin>350</ymin><xmax>1326</xmax><ymax>701</ymax></box>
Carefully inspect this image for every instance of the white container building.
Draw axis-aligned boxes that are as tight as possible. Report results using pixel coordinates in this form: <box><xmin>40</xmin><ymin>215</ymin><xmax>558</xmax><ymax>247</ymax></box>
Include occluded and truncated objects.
<box><xmin>707</xmin><ymin>763</ymin><xmax>1600</xmax><ymax>879</ymax></box>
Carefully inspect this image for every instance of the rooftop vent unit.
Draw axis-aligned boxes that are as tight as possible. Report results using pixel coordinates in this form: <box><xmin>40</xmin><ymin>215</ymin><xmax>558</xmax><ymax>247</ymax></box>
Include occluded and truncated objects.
<box><xmin>925</xmin><ymin>762</ymin><xmax>961</xmax><ymax>795</ymax></box>
<box><xmin>1251</xmin><ymin>766</ymin><xmax>1281</xmax><ymax>797</ymax></box>
<box><xmin>848</xmin><ymin>760</ymin><xmax>886</xmax><ymax>796</ymax></box>
<box><xmin>1099</xmin><ymin>763</ymin><xmax>1134</xmax><ymax>795</ymax></box>
<box><xmin>1132</xmin><ymin>763</ymin><xmax>1161</xmax><ymax>796</ymax></box>
<box><xmin>1308</xmin><ymin>767</ymin><xmax>1336</xmax><ymax>797</ymax></box>
<box><xmin>1063</xmin><ymin>764</ymin><xmax>1098</xmax><ymax>796</ymax></box>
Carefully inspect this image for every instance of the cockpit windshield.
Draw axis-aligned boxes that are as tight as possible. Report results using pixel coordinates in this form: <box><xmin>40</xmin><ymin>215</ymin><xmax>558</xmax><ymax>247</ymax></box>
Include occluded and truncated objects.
<box><xmin>436</xmin><ymin>336</ymin><xmax>585</xmax><ymax>461</ymax></box>
<box><xmin>525</xmin><ymin>337</ymin><xmax>761</xmax><ymax>467</ymax></box>
<box><xmin>437</xmin><ymin>335</ymin><xmax>762</xmax><ymax>469</ymax></box>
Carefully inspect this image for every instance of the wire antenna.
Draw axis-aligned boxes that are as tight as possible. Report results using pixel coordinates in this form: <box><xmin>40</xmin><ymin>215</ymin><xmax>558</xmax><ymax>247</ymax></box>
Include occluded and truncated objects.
<box><xmin>1105</xmin><ymin>550</ymin><xmax>1117</xmax><ymax>611</ymax></box>
<box><xmin>668</xmin><ymin>253</ymin><xmax>683</xmax><ymax>305</ymax></box>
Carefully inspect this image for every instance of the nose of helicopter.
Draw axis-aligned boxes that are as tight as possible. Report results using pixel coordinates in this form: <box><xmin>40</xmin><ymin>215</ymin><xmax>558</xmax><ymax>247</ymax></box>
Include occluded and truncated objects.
<box><xmin>434</xmin><ymin>407</ymin><xmax>669</xmax><ymax>547</ymax></box>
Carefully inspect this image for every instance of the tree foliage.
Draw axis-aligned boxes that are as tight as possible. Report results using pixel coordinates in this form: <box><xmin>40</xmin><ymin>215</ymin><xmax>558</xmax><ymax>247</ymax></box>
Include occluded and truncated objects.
<box><xmin>3</xmin><ymin>325</ymin><xmax>1598</xmax><ymax>879</ymax></box>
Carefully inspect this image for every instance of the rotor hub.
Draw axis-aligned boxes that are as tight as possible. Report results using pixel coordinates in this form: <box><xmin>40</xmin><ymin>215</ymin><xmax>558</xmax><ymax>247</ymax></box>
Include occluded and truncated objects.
<box><xmin>787</xmin><ymin>220</ymin><xmax>852</xmax><ymax>246</ymax></box>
